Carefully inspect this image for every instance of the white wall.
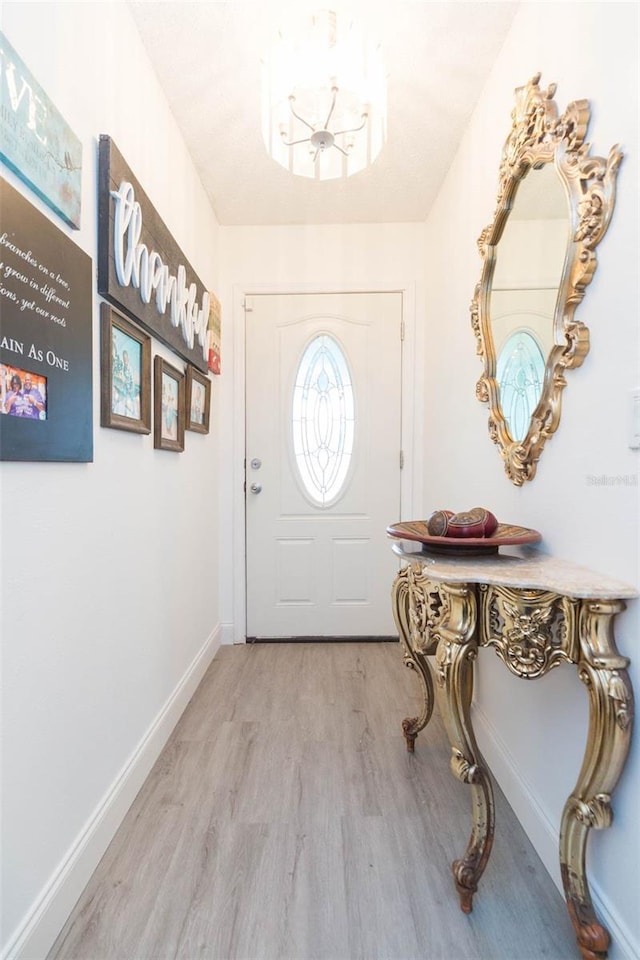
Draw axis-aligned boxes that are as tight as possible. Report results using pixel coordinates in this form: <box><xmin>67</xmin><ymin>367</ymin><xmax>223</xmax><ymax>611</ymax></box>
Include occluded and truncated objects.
<box><xmin>422</xmin><ymin>3</ymin><xmax>639</xmax><ymax>958</ymax></box>
<box><xmin>1</xmin><ymin>3</ymin><xmax>222</xmax><ymax>957</ymax></box>
<box><xmin>218</xmin><ymin>222</ymin><xmax>427</xmax><ymax>640</ymax></box>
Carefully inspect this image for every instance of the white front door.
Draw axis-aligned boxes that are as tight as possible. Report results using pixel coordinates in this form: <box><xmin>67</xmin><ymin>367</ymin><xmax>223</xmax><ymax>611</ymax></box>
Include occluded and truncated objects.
<box><xmin>245</xmin><ymin>292</ymin><xmax>402</xmax><ymax>640</ymax></box>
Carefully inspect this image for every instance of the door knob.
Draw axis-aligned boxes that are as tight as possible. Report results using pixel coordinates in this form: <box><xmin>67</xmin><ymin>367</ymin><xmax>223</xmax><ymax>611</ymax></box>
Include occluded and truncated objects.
<box><xmin>250</xmin><ymin>482</ymin><xmax>263</xmax><ymax>494</ymax></box>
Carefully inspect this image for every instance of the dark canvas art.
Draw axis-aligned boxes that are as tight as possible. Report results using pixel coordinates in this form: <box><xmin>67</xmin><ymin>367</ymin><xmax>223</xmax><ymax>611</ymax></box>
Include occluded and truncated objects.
<box><xmin>0</xmin><ymin>177</ymin><xmax>93</xmax><ymax>461</ymax></box>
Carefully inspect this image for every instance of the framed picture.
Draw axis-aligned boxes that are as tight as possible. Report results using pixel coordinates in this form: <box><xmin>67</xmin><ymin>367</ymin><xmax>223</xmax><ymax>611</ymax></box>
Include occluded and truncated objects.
<box><xmin>185</xmin><ymin>365</ymin><xmax>211</xmax><ymax>434</ymax></box>
<box><xmin>1</xmin><ymin>364</ymin><xmax>48</xmax><ymax>420</ymax></box>
<box><xmin>100</xmin><ymin>303</ymin><xmax>151</xmax><ymax>434</ymax></box>
<box><xmin>154</xmin><ymin>356</ymin><xmax>185</xmax><ymax>452</ymax></box>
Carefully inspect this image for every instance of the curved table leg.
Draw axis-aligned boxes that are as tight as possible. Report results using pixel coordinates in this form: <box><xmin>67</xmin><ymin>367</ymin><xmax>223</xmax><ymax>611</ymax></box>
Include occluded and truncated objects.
<box><xmin>435</xmin><ymin>582</ymin><xmax>495</xmax><ymax>914</ymax></box>
<box><xmin>401</xmin><ymin>648</ymin><xmax>435</xmax><ymax>752</ymax></box>
<box><xmin>391</xmin><ymin>566</ymin><xmax>437</xmax><ymax>752</ymax></box>
<box><xmin>559</xmin><ymin>599</ymin><xmax>634</xmax><ymax>960</ymax></box>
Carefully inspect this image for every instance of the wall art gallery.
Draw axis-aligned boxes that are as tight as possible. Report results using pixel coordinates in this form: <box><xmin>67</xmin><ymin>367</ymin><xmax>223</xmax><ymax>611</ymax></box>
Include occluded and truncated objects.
<box><xmin>1</xmin><ymin>25</ymin><xmax>216</xmax><ymax>463</ymax></box>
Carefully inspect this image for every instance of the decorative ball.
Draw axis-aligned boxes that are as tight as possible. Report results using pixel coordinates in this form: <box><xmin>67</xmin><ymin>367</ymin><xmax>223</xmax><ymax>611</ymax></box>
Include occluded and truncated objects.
<box><xmin>472</xmin><ymin>507</ymin><xmax>498</xmax><ymax>536</ymax></box>
<box><xmin>446</xmin><ymin>507</ymin><xmax>499</xmax><ymax>538</ymax></box>
<box><xmin>426</xmin><ymin>509</ymin><xmax>454</xmax><ymax>536</ymax></box>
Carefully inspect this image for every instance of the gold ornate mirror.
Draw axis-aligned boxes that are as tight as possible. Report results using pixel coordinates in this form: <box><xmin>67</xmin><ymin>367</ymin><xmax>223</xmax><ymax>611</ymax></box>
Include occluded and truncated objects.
<box><xmin>471</xmin><ymin>73</ymin><xmax>622</xmax><ymax>485</ymax></box>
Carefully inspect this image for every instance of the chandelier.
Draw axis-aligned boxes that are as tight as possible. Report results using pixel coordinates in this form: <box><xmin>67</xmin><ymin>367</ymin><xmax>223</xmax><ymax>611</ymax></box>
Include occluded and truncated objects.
<box><xmin>261</xmin><ymin>9</ymin><xmax>386</xmax><ymax>180</ymax></box>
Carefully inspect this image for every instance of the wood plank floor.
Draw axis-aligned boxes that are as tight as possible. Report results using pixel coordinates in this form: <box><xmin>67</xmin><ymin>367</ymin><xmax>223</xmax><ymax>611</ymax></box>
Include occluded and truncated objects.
<box><xmin>49</xmin><ymin>642</ymin><xmax>576</xmax><ymax>960</ymax></box>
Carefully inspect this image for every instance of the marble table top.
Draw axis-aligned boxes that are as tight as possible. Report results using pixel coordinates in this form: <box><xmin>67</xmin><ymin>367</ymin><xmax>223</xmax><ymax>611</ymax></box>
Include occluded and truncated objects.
<box><xmin>391</xmin><ymin>542</ymin><xmax>639</xmax><ymax>600</ymax></box>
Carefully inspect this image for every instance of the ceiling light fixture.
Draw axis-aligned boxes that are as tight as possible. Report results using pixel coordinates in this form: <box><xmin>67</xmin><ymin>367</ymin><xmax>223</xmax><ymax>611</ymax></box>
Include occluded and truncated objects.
<box><xmin>261</xmin><ymin>8</ymin><xmax>386</xmax><ymax>180</ymax></box>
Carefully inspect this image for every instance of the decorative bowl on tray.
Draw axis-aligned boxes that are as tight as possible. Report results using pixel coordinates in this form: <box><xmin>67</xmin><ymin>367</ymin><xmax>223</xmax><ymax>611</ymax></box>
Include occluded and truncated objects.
<box><xmin>386</xmin><ymin>514</ymin><xmax>541</xmax><ymax>557</ymax></box>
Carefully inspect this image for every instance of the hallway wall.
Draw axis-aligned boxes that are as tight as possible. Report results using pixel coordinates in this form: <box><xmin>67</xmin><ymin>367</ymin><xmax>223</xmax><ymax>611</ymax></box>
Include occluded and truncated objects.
<box><xmin>421</xmin><ymin>3</ymin><xmax>639</xmax><ymax>958</ymax></box>
<box><xmin>1</xmin><ymin>3</ymin><xmax>222</xmax><ymax>957</ymax></box>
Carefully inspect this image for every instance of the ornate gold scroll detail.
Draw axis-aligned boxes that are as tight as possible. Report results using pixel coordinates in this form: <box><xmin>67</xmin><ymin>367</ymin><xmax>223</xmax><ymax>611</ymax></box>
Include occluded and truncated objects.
<box><xmin>471</xmin><ymin>73</ymin><xmax>622</xmax><ymax>485</ymax></box>
<box><xmin>450</xmin><ymin>747</ymin><xmax>481</xmax><ymax>784</ymax></box>
<box><xmin>391</xmin><ymin>565</ymin><xmax>444</xmax><ymax>751</ymax></box>
<box><xmin>607</xmin><ymin>671</ymin><xmax>632</xmax><ymax>730</ymax></box>
<box><xmin>569</xmin><ymin>794</ymin><xmax>612</xmax><ymax>831</ymax></box>
<box><xmin>435</xmin><ymin>637</ymin><xmax>454</xmax><ymax>688</ymax></box>
<box><xmin>406</xmin><ymin>564</ymin><xmax>448</xmax><ymax>654</ymax></box>
<box><xmin>480</xmin><ymin>584</ymin><xmax>578</xmax><ymax>678</ymax></box>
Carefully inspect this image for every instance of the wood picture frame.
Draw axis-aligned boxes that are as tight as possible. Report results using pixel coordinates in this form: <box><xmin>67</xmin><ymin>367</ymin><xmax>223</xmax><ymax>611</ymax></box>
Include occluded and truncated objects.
<box><xmin>185</xmin><ymin>365</ymin><xmax>211</xmax><ymax>434</ymax></box>
<box><xmin>100</xmin><ymin>303</ymin><xmax>151</xmax><ymax>434</ymax></box>
<box><xmin>154</xmin><ymin>356</ymin><xmax>185</xmax><ymax>452</ymax></box>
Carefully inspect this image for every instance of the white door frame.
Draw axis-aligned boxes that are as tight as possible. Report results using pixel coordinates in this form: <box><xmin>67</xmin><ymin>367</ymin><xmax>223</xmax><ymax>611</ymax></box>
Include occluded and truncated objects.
<box><xmin>228</xmin><ymin>280</ymin><xmax>422</xmax><ymax>644</ymax></box>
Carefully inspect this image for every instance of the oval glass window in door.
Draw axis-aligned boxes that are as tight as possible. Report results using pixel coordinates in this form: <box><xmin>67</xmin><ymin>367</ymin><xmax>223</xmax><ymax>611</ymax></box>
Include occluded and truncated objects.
<box><xmin>292</xmin><ymin>333</ymin><xmax>355</xmax><ymax>506</ymax></box>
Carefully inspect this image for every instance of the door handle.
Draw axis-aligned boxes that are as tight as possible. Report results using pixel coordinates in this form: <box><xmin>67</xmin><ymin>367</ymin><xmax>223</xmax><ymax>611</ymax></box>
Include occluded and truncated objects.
<box><xmin>250</xmin><ymin>482</ymin><xmax>263</xmax><ymax>494</ymax></box>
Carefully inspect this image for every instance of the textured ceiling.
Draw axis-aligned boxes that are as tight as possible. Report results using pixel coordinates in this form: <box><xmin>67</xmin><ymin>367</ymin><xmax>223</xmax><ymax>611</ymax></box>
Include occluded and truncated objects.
<box><xmin>127</xmin><ymin>0</ymin><xmax>518</xmax><ymax>226</ymax></box>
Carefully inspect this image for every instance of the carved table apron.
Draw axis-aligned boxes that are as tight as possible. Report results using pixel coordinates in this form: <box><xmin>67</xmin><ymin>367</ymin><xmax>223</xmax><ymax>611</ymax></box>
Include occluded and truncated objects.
<box><xmin>390</xmin><ymin>544</ymin><xmax>636</xmax><ymax>960</ymax></box>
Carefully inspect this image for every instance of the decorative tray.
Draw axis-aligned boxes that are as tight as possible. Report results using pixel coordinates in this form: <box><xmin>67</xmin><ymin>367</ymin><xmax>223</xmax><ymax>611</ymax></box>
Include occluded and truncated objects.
<box><xmin>386</xmin><ymin>520</ymin><xmax>541</xmax><ymax>557</ymax></box>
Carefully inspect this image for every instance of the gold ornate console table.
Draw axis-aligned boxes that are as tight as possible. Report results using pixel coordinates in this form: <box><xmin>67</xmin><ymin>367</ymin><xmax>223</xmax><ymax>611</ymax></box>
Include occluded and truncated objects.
<box><xmin>390</xmin><ymin>541</ymin><xmax>636</xmax><ymax>960</ymax></box>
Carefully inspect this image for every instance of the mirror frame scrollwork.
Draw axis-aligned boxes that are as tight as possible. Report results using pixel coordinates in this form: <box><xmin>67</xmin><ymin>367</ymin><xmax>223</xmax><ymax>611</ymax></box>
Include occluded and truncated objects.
<box><xmin>471</xmin><ymin>73</ymin><xmax>622</xmax><ymax>485</ymax></box>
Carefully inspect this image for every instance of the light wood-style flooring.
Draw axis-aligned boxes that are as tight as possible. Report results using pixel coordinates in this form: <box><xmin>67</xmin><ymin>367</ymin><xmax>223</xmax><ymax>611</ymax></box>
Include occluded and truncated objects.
<box><xmin>49</xmin><ymin>641</ymin><xmax>576</xmax><ymax>960</ymax></box>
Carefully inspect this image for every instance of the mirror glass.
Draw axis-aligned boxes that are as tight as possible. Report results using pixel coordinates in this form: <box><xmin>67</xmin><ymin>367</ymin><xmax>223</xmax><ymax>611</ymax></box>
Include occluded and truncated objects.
<box><xmin>489</xmin><ymin>164</ymin><xmax>569</xmax><ymax>440</ymax></box>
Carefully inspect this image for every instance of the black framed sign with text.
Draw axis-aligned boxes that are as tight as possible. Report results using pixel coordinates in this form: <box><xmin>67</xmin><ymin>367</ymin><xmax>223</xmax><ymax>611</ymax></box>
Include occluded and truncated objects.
<box><xmin>0</xmin><ymin>178</ymin><xmax>93</xmax><ymax>461</ymax></box>
<box><xmin>98</xmin><ymin>136</ymin><xmax>210</xmax><ymax>374</ymax></box>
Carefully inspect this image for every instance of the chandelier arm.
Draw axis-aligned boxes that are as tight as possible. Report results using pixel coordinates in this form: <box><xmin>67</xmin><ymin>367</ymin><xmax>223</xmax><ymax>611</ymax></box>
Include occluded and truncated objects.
<box><xmin>333</xmin><ymin>113</ymin><xmax>369</xmax><ymax>138</ymax></box>
<box><xmin>323</xmin><ymin>86</ymin><xmax>339</xmax><ymax>129</ymax></box>
<box><xmin>288</xmin><ymin>96</ymin><xmax>316</xmax><ymax>133</ymax></box>
<box><xmin>280</xmin><ymin>134</ymin><xmax>313</xmax><ymax>147</ymax></box>
<box><xmin>332</xmin><ymin>142</ymin><xmax>349</xmax><ymax>157</ymax></box>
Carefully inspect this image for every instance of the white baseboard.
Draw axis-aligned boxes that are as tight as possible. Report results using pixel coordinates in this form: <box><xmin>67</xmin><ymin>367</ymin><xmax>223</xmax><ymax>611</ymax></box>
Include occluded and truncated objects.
<box><xmin>4</xmin><ymin>625</ymin><xmax>222</xmax><ymax>960</ymax></box>
<box><xmin>473</xmin><ymin>702</ymin><xmax>639</xmax><ymax>960</ymax></box>
<box><xmin>220</xmin><ymin>620</ymin><xmax>236</xmax><ymax>645</ymax></box>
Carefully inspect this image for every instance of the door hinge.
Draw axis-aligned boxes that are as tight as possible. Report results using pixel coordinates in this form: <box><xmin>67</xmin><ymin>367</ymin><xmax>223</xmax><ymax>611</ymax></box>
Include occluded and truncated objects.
<box><xmin>400</xmin><ymin>450</ymin><xmax>405</xmax><ymax>469</ymax></box>
<box><xmin>243</xmin><ymin>298</ymin><xmax>253</xmax><ymax>313</ymax></box>
<box><xmin>400</xmin><ymin>319</ymin><xmax>405</xmax><ymax>341</ymax></box>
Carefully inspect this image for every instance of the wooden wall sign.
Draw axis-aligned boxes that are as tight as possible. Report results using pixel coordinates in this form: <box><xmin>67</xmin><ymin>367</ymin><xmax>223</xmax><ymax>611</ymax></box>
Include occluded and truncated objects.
<box><xmin>98</xmin><ymin>136</ymin><xmax>210</xmax><ymax>374</ymax></box>
<box><xmin>0</xmin><ymin>177</ymin><xmax>93</xmax><ymax>461</ymax></box>
<box><xmin>207</xmin><ymin>291</ymin><xmax>221</xmax><ymax>375</ymax></box>
<box><xmin>0</xmin><ymin>32</ymin><xmax>82</xmax><ymax>229</ymax></box>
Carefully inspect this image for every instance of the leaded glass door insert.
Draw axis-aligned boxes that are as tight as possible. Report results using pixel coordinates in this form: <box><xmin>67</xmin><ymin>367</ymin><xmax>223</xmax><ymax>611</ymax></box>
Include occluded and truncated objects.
<box><xmin>292</xmin><ymin>334</ymin><xmax>355</xmax><ymax>506</ymax></box>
